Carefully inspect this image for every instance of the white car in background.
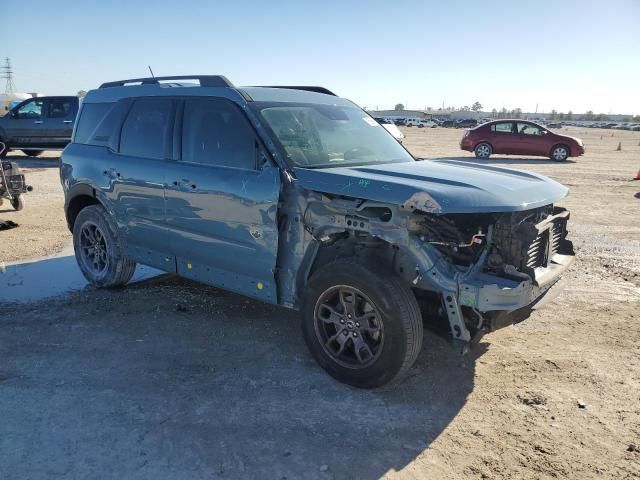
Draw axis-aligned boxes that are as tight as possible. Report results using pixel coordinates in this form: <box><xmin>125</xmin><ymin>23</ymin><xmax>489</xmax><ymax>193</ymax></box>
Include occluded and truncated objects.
<box><xmin>373</xmin><ymin>117</ymin><xmax>405</xmax><ymax>143</ymax></box>
<box><xmin>417</xmin><ymin>119</ymin><xmax>437</xmax><ymax>128</ymax></box>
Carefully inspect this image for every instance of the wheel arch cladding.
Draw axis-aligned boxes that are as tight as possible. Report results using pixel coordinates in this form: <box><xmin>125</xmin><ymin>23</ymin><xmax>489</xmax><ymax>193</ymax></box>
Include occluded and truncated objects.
<box><xmin>66</xmin><ymin>191</ymin><xmax>99</xmax><ymax>231</ymax></box>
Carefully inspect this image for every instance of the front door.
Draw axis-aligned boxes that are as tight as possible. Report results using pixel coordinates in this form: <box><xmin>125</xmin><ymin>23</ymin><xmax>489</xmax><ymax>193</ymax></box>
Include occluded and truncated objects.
<box><xmin>43</xmin><ymin>97</ymin><xmax>77</xmax><ymax>147</ymax></box>
<box><xmin>100</xmin><ymin>97</ymin><xmax>175</xmax><ymax>271</ymax></box>
<box><xmin>515</xmin><ymin>122</ymin><xmax>547</xmax><ymax>156</ymax></box>
<box><xmin>6</xmin><ymin>98</ymin><xmax>47</xmax><ymax>147</ymax></box>
<box><xmin>165</xmin><ymin>98</ymin><xmax>281</xmax><ymax>303</ymax></box>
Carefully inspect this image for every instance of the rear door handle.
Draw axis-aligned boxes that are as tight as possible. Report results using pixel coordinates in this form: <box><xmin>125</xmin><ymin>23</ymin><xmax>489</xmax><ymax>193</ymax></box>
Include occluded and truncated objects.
<box><xmin>63</xmin><ymin>120</ymin><xmax>73</xmax><ymax>124</ymax></box>
<box><xmin>34</xmin><ymin>121</ymin><xmax>43</xmax><ymax>124</ymax></box>
<box><xmin>103</xmin><ymin>168</ymin><xmax>120</xmax><ymax>179</ymax></box>
<box><xmin>173</xmin><ymin>179</ymin><xmax>197</xmax><ymax>191</ymax></box>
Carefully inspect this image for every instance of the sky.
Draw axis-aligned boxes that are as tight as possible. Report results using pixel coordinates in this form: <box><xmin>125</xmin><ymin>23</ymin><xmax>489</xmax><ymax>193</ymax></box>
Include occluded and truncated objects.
<box><xmin>2</xmin><ymin>0</ymin><xmax>639</xmax><ymax>114</ymax></box>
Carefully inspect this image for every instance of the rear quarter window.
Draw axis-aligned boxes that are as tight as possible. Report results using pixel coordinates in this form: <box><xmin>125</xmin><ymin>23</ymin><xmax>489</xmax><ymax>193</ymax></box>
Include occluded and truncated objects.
<box><xmin>73</xmin><ymin>103</ymin><xmax>113</xmax><ymax>144</ymax></box>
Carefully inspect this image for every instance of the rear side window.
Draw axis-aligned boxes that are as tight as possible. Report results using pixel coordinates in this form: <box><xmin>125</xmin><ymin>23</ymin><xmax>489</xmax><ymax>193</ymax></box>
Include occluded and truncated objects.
<box><xmin>74</xmin><ymin>103</ymin><xmax>112</xmax><ymax>144</ymax></box>
<box><xmin>48</xmin><ymin>99</ymin><xmax>74</xmax><ymax>118</ymax></box>
<box><xmin>119</xmin><ymin>99</ymin><xmax>173</xmax><ymax>160</ymax></box>
<box><xmin>181</xmin><ymin>98</ymin><xmax>256</xmax><ymax>169</ymax></box>
<box><xmin>491</xmin><ymin>122</ymin><xmax>513</xmax><ymax>133</ymax></box>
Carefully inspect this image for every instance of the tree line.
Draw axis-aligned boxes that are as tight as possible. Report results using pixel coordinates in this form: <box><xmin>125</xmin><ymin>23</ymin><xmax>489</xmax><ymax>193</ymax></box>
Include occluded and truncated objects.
<box><xmin>393</xmin><ymin>102</ymin><xmax>639</xmax><ymax>122</ymax></box>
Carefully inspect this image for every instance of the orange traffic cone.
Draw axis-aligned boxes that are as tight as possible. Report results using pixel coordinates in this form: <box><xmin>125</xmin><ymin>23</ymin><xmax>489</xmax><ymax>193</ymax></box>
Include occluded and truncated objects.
<box><xmin>616</xmin><ymin>142</ymin><xmax>622</xmax><ymax>151</ymax></box>
<box><xmin>634</xmin><ymin>168</ymin><xmax>640</xmax><ymax>180</ymax></box>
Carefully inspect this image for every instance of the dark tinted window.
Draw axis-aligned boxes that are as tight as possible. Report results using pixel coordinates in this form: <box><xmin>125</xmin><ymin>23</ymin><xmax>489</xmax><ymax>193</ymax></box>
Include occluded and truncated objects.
<box><xmin>491</xmin><ymin>122</ymin><xmax>513</xmax><ymax>133</ymax></box>
<box><xmin>120</xmin><ymin>99</ymin><xmax>173</xmax><ymax>159</ymax></box>
<box><xmin>85</xmin><ymin>100</ymin><xmax>130</xmax><ymax>148</ymax></box>
<box><xmin>74</xmin><ymin>103</ymin><xmax>112</xmax><ymax>144</ymax></box>
<box><xmin>182</xmin><ymin>99</ymin><xmax>256</xmax><ymax>169</ymax></box>
<box><xmin>48</xmin><ymin>99</ymin><xmax>73</xmax><ymax>118</ymax></box>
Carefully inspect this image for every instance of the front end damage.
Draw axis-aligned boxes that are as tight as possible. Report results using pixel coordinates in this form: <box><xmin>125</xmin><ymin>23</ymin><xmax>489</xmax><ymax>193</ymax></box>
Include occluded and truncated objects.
<box><xmin>296</xmin><ymin>191</ymin><xmax>574</xmax><ymax>345</ymax></box>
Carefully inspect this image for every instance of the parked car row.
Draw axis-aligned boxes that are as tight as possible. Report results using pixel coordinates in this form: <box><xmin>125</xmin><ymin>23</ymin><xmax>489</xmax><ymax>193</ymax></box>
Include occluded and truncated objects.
<box><xmin>377</xmin><ymin>117</ymin><xmax>479</xmax><ymax>129</ymax></box>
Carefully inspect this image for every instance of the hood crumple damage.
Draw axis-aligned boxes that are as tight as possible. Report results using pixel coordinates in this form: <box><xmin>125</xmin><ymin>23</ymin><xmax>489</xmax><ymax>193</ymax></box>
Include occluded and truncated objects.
<box><xmin>293</xmin><ymin>159</ymin><xmax>568</xmax><ymax>213</ymax></box>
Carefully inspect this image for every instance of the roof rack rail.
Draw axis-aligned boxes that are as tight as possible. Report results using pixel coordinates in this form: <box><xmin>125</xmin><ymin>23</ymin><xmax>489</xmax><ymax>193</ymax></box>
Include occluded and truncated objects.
<box><xmin>99</xmin><ymin>75</ymin><xmax>234</xmax><ymax>89</ymax></box>
<box><xmin>256</xmin><ymin>86</ymin><xmax>336</xmax><ymax>96</ymax></box>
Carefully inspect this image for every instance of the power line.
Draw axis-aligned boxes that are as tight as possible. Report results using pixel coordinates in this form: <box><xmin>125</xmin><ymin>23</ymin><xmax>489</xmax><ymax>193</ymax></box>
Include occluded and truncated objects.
<box><xmin>1</xmin><ymin>58</ymin><xmax>16</xmax><ymax>95</ymax></box>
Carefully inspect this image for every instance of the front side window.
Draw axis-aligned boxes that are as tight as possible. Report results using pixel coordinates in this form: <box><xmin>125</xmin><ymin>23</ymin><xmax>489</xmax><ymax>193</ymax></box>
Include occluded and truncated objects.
<box><xmin>15</xmin><ymin>99</ymin><xmax>44</xmax><ymax>119</ymax></box>
<box><xmin>119</xmin><ymin>99</ymin><xmax>172</xmax><ymax>160</ymax></box>
<box><xmin>517</xmin><ymin>122</ymin><xmax>544</xmax><ymax>136</ymax></box>
<box><xmin>492</xmin><ymin>122</ymin><xmax>514</xmax><ymax>133</ymax></box>
<box><xmin>258</xmin><ymin>104</ymin><xmax>414</xmax><ymax>168</ymax></box>
<box><xmin>181</xmin><ymin>99</ymin><xmax>256</xmax><ymax>169</ymax></box>
<box><xmin>48</xmin><ymin>99</ymin><xmax>73</xmax><ymax>118</ymax></box>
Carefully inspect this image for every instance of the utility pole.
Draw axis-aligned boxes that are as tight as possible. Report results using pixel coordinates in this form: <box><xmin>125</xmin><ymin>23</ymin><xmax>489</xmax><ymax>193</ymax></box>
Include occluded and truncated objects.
<box><xmin>1</xmin><ymin>57</ymin><xmax>16</xmax><ymax>95</ymax></box>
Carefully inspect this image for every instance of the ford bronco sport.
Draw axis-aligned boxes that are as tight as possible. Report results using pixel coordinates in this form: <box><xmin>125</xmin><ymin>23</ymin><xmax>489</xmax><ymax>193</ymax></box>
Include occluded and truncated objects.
<box><xmin>60</xmin><ymin>75</ymin><xmax>574</xmax><ymax>388</ymax></box>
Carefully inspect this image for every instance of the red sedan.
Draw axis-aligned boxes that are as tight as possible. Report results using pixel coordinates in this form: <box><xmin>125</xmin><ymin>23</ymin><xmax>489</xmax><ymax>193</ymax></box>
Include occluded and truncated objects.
<box><xmin>460</xmin><ymin>120</ymin><xmax>585</xmax><ymax>161</ymax></box>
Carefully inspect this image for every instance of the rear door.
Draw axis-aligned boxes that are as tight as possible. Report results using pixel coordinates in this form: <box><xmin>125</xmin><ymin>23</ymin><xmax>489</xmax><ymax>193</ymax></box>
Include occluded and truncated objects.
<box><xmin>489</xmin><ymin>121</ymin><xmax>515</xmax><ymax>154</ymax></box>
<box><xmin>165</xmin><ymin>97</ymin><xmax>281</xmax><ymax>303</ymax></box>
<box><xmin>5</xmin><ymin>98</ymin><xmax>47</xmax><ymax>146</ymax></box>
<box><xmin>101</xmin><ymin>97</ymin><xmax>175</xmax><ymax>270</ymax></box>
<box><xmin>43</xmin><ymin>97</ymin><xmax>78</xmax><ymax>147</ymax></box>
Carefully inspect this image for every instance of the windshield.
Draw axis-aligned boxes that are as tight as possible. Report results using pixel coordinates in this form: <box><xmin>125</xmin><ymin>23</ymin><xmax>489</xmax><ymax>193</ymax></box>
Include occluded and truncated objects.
<box><xmin>258</xmin><ymin>103</ymin><xmax>414</xmax><ymax>168</ymax></box>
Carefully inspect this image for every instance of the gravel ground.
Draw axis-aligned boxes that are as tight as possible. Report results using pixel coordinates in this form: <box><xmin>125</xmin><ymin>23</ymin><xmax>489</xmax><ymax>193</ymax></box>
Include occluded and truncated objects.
<box><xmin>1</xmin><ymin>127</ymin><xmax>639</xmax><ymax>479</ymax></box>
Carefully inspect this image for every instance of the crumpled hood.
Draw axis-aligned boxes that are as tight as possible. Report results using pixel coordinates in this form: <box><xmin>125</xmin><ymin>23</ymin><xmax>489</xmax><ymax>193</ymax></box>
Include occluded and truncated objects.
<box><xmin>293</xmin><ymin>159</ymin><xmax>569</xmax><ymax>213</ymax></box>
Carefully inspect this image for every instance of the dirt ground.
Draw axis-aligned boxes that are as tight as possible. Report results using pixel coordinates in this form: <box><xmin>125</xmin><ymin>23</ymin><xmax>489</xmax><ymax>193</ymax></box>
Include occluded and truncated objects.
<box><xmin>1</xmin><ymin>127</ymin><xmax>639</xmax><ymax>479</ymax></box>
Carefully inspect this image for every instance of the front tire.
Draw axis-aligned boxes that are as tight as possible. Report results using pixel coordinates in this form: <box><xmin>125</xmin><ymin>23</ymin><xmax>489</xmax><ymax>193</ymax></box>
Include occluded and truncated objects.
<box><xmin>474</xmin><ymin>142</ymin><xmax>492</xmax><ymax>159</ymax></box>
<box><xmin>22</xmin><ymin>150</ymin><xmax>44</xmax><ymax>157</ymax></box>
<box><xmin>10</xmin><ymin>195</ymin><xmax>24</xmax><ymax>211</ymax></box>
<box><xmin>302</xmin><ymin>260</ymin><xmax>423</xmax><ymax>389</ymax></box>
<box><xmin>550</xmin><ymin>145</ymin><xmax>569</xmax><ymax>161</ymax></box>
<box><xmin>73</xmin><ymin>204</ymin><xmax>136</xmax><ymax>288</ymax></box>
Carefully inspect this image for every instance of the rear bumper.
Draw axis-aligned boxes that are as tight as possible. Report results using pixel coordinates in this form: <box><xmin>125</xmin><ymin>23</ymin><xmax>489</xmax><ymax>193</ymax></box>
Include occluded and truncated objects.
<box><xmin>459</xmin><ymin>138</ymin><xmax>474</xmax><ymax>151</ymax></box>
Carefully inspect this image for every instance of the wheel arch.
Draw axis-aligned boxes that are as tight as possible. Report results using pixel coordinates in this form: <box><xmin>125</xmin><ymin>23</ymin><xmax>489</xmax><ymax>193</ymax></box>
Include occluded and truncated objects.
<box><xmin>294</xmin><ymin>234</ymin><xmax>398</xmax><ymax>307</ymax></box>
<box><xmin>65</xmin><ymin>184</ymin><xmax>101</xmax><ymax>231</ymax></box>
<box><xmin>474</xmin><ymin>140</ymin><xmax>493</xmax><ymax>151</ymax></box>
<box><xmin>550</xmin><ymin>142</ymin><xmax>571</xmax><ymax>157</ymax></box>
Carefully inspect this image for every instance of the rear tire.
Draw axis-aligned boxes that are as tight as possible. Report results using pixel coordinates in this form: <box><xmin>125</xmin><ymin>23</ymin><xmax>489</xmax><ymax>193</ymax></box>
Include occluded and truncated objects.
<box><xmin>301</xmin><ymin>259</ymin><xmax>423</xmax><ymax>389</ymax></box>
<box><xmin>550</xmin><ymin>145</ymin><xmax>569</xmax><ymax>161</ymax></box>
<box><xmin>10</xmin><ymin>195</ymin><xmax>24</xmax><ymax>211</ymax></box>
<box><xmin>73</xmin><ymin>204</ymin><xmax>136</xmax><ymax>288</ymax></box>
<box><xmin>22</xmin><ymin>150</ymin><xmax>44</xmax><ymax>157</ymax></box>
<box><xmin>474</xmin><ymin>142</ymin><xmax>492</xmax><ymax>159</ymax></box>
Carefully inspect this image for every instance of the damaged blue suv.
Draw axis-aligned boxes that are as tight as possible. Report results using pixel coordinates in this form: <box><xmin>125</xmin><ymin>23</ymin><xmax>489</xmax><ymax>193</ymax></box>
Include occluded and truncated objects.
<box><xmin>60</xmin><ymin>75</ymin><xmax>574</xmax><ymax>388</ymax></box>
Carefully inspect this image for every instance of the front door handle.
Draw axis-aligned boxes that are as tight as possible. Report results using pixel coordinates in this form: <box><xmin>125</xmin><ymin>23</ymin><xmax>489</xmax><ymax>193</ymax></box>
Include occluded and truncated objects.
<box><xmin>34</xmin><ymin>120</ymin><xmax>43</xmax><ymax>124</ymax></box>
<box><xmin>63</xmin><ymin>120</ymin><xmax>73</xmax><ymax>124</ymax></box>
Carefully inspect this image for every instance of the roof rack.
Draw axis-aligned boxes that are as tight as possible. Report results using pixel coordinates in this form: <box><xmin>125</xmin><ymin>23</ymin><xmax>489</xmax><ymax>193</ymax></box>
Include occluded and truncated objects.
<box><xmin>256</xmin><ymin>86</ymin><xmax>336</xmax><ymax>96</ymax></box>
<box><xmin>99</xmin><ymin>75</ymin><xmax>234</xmax><ymax>89</ymax></box>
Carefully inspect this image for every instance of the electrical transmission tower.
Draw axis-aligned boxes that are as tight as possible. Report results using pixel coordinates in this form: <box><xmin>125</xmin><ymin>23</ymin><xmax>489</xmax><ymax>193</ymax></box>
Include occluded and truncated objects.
<box><xmin>1</xmin><ymin>58</ymin><xmax>16</xmax><ymax>95</ymax></box>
